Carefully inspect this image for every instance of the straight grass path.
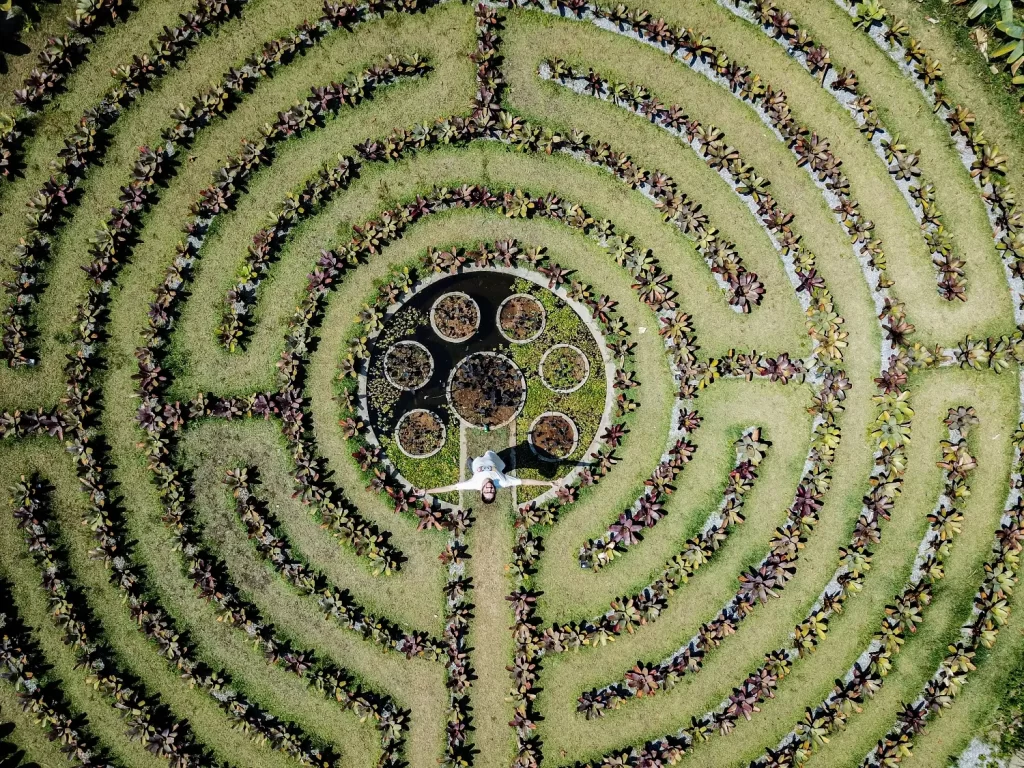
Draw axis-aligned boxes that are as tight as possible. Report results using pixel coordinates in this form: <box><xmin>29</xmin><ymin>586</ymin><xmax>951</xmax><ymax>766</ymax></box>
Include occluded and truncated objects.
<box><xmin>464</xmin><ymin>425</ymin><xmax>517</xmax><ymax>768</ymax></box>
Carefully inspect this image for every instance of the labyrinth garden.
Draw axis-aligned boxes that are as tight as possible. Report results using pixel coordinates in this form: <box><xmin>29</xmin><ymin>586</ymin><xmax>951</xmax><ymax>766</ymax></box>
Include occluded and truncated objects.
<box><xmin>2</xmin><ymin>0</ymin><xmax>1024</xmax><ymax>767</ymax></box>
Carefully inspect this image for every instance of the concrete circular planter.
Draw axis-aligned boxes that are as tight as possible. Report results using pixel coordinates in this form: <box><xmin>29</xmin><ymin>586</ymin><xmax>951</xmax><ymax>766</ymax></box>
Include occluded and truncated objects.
<box><xmin>446</xmin><ymin>351</ymin><xmax>526</xmax><ymax>429</ymax></box>
<box><xmin>497</xmin><ymin>293</ymin><xmax>546</xmax><ymax>344</ymax></box>
<box><xmin>539</xmin><ymin>343</ymin><xmax>590</xmax><ymax>394</ymax></box>
<box><xmin>383</xmin><ymin>340</ymin><xmax>433</xmax><ymax>392</ymax></box>
<box><xmin>527</xmin><ymin>411</ymin><xmax>579</xmax><ymax>462</ymax></box>
<box><xmin>394</xmin><ymin>408</ymin><xmax>446</xmax><ymax>458</ymax></box>
<box><xmin>430</xmin><ymin>291</ymin><xmax>480</xmax><ymax>342</ymax></box>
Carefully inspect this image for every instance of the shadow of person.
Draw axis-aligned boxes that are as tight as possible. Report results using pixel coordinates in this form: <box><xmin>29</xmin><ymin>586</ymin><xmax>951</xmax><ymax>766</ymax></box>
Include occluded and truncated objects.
<box><xmin>496</xmin><ymin>441</ymin><xmax>593</xmax><ymax>479</ymax></box>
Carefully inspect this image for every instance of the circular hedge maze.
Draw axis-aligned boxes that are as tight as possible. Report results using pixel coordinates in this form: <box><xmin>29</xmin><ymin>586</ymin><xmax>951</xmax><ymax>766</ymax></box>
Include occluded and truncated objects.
<box><xmin>1</xmin><ymin>1</ymin><xmax>1024</xmax><ymax>767</ymax></box>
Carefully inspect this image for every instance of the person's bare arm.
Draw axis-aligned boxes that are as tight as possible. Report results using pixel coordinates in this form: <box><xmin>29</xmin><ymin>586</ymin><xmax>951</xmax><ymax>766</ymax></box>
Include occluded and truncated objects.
<box><xmin>424</xmin><ymin>483</ymin><xmax>464</xmax><ymax>495</ymax></box>
<box><xmin>516</xmin><ymin>478</ymin><xmax>555</xmax><ymax>488</ymax></box>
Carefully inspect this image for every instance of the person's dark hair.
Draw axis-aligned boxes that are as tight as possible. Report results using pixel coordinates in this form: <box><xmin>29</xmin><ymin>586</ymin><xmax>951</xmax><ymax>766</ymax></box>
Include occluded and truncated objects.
<box><xmin>481</xmin><ymin>480</ymin><xmax>497</xmax><ymax>504</ymax></box>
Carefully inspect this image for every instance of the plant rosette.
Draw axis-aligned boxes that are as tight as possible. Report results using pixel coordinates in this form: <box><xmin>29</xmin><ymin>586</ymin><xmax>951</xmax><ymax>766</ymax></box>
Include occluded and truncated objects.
<box><xmin>430</xmin><ymin>291</ymin><xmax>481</xmax><ymax>343</ymax></box>
<box><xmin>383</xmin><ymin>340</ymin><xmax>433</xmax><ymax>392</ymax></box>
<box><xmin>539</xmin><ymin>343</ymin><xmax>591</xmax><ymax>394</ymax></box>
<box><xmin>394</xmin><ymin>408</ymin><xmax>447</xmax><ymax>459</ymax></box>
<box><xmin>497</xmin><ymin>292</ymin><xmax>546</xmax><ymax>344</ymax></box>
<box><xmin>446</xmin><ymin>351</ymin><xmax>526</xmax><ymax>429</ymax></box>
<box><xmin>528</xmin><ymin>411</ymin><xmax>579</xmax><ymax>462</ymax></box>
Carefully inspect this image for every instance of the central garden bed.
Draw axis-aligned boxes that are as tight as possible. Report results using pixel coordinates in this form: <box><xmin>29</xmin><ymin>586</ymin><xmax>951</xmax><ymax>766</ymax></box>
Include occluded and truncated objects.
<box><xmin>353</xmin><ymin>267</ymin><xmax>611</xmax><ymax>499</ymax></box>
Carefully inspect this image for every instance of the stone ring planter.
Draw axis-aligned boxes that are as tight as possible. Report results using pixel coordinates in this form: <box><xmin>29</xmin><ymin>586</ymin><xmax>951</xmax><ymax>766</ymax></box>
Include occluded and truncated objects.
<box><xmin>394</xmin><ymin>408</ymin><xmax>446</xmax><ymax>459</ymax></box>
<box><xmin>497</xmin><ymin>292</ymin><xmax>546</xmax><ymax>344</ymax></box>
<box><xmin>446</xmin><ymin>351</ymin><xmax>526</xmax><ymax>429</ymax></box>
<box><xmin>539</xmin><ymin>343</ymin><xmax>590</xmax><ymax>394</ymax></box>
<box><xmin>430</xmin><ymin>291</ymin><xmax>480</xmax><ymax>343</ymax></box>
<box><xmin>528</xmin><ymin>411</ymin><xmax>579</xmax><ymax>462</ymax></box>
<box><xmin>383</xmin><ymin>340</ymin><xmax>433</xmax><ymax>392</ymax></box>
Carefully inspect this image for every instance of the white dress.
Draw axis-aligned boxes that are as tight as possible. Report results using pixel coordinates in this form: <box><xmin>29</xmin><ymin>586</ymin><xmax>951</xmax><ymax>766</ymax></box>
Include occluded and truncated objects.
<box><xmin>453</xmin><ymin>450</ymin><xmax>522</xmax><ymax>491</ymax></box>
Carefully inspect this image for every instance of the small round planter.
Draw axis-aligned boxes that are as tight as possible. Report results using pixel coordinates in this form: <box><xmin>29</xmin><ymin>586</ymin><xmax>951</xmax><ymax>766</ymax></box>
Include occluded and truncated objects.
<box><xmin>528</xmin><ymin>411</ymin><xmax>579</xmax><ymax>462</ymax></box>
<box><xmin>430</xmin><ymin>291</ymin><xmax>480</xmax><ymax>343</ymax></box>
<box><xmin>446</xmin><ymin>351</ymin><xmax>526</xmax><ymax>429</ymax></box>
<box><xmin>394</xmin><ymin>408</ymin><xmax>446</xmax><ymax>458</ymax></box>
<box><xmin>497</xmin><ymin>293</ymin><xmax>546</xmax><ymax>344</ymax></box>
<box><xmin>539</xmin><ymin>343</ymin><xmax>590</xmax><ymax>394</ymax></box>
<box><xmin>383</xmin><ymin>340</ymin><xmax>433</xmax><ymax>392</ymax></box>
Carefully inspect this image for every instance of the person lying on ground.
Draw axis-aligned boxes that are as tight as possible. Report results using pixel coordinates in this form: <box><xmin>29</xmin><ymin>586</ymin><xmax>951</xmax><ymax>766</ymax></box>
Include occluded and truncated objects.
<box><xmin>424</xmin><ymin>450</ymin><xmax>554</xmax><ymax>504</ymax></box>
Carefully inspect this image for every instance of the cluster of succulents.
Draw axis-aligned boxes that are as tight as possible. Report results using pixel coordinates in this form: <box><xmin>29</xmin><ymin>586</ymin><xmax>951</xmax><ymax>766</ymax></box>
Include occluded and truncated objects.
<box><xmin>2</xmin><ymin>0</ymin><xmax>248</xmax><ymax>367</ymax></box>
<box><xmin>386</xmin><ymin>342</ymin><xmax>435</xmax><ymax>392</ymax></box>
<box><xmin>433</xmin><ymin>292</ymin><xmax>481</xmax><ymax>341</ymax></box>
<box><xmin>0</xmin><ymin>407</ymin><xmax>66</xmax><ymax>439</ymax></box>
<box><xmin>14</xmin><ymin>0</ymin><xmax>131</xmax><ymax>111</ymax></box>
<box><xmin>449</xmin><ymin>353</ymin><xmax>523</xmax><ymax>426</ymax></box>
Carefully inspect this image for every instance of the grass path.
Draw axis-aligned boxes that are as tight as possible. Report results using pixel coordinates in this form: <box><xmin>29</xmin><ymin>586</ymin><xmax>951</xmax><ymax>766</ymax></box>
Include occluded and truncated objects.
<box><xmin>465</xmin><ymin>426</ymin><xmax>518</xmax><ymax>768</ymax></box>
